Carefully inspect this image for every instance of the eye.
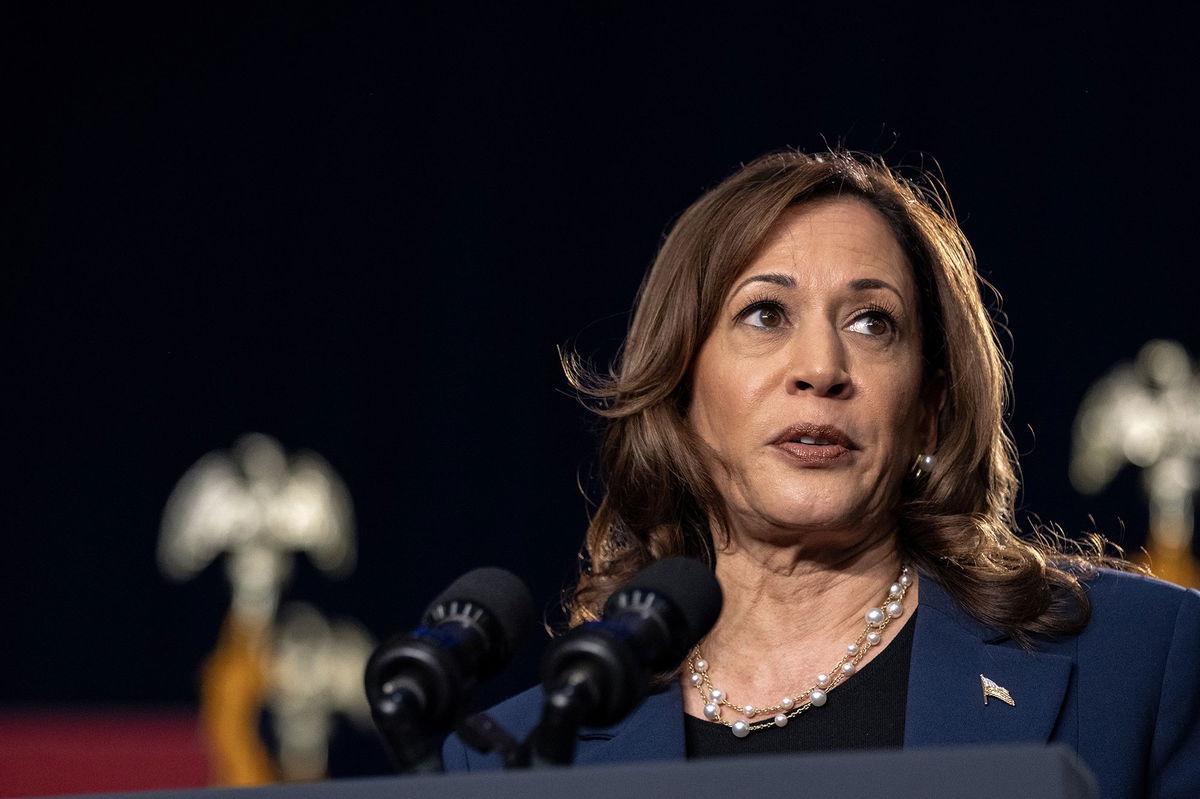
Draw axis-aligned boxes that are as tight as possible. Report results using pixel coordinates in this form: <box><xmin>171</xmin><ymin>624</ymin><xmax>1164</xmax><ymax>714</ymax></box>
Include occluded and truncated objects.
<box><xmin>847</xmin><ymin>310</ymin><xmax>895</xmax><ymax>338</ymax></box>
<box><xmin>738</xmin><ymin>301</ymin><xmax>787</xmax><ymax>329</ymax></box>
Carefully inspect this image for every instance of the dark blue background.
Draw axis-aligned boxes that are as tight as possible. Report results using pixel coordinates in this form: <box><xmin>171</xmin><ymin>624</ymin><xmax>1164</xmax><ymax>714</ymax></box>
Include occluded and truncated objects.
<box><xmin>4</xmin><ymin>0</ymin><xmax>1197</xmax><ymax>773</ymax></box>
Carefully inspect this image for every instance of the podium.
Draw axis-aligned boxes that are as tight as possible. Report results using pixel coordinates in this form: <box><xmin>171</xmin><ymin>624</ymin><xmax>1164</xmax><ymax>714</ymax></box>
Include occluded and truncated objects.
<box><xmin>49</xmin><ymin>745</ymin><xmax>1094</xmax><ymax>799</ymax></box>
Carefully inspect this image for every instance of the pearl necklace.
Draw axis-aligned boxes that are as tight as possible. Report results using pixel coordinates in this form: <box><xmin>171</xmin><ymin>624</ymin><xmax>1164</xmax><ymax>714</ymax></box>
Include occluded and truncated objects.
<box><xmin>686</xmin><ymin>565</ymin><xmax>913</xmax><ymax>738</ymax></box>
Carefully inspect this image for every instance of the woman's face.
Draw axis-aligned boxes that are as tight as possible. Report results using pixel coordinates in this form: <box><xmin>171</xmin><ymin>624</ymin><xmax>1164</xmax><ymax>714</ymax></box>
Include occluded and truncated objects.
<box><xmin>689</xmin><ymin>197</ymin><xmax>937</xmax><ymax>544</ymax></box>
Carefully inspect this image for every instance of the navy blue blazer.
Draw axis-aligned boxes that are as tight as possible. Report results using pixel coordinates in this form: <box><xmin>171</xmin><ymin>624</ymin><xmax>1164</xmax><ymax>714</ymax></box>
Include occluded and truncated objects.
<box><xmin>444</xmin><ymin>569</ymin><xmax>1200</xmax><ymax>799</ymax></box>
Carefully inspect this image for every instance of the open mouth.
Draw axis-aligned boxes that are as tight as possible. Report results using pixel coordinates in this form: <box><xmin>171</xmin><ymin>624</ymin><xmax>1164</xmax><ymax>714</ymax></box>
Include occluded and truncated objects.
<box><xmin>772</xmin><ymin>424</ymin><xmax>856</xmax><ymax>464</ymax></box>
<box><xmin>774</xmin><ymin>424</ymin><xmax>857</xmax><ymax>450</ymax></box>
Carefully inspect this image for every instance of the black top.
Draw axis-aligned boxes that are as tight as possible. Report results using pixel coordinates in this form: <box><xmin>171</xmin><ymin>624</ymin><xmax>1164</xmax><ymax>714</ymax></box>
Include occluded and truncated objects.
<box><xmin>685</xmin><ymin>610</ymin><xmax>916</xmax><ymax>758</ymax></box>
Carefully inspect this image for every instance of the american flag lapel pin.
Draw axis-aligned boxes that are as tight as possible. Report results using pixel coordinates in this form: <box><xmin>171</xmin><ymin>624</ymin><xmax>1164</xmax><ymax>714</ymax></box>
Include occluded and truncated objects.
<box><xmin>980</xmin><ymin>674</ymin><xmax>1015</xmax><ymax>706</ymax></box>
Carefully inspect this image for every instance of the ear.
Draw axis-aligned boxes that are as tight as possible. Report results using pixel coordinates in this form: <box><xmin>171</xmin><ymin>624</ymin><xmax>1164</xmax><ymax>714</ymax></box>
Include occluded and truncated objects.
<box><xmin>918</xmin><ymin>370</ymin><xmax>947</xmax><ymax>454</ymax></box>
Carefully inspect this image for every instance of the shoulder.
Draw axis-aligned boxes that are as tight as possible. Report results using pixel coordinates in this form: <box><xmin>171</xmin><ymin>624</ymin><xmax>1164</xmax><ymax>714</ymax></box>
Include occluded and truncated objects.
<box><xmin>1078</xmin><ymin>569</ymin><xmax>1200</xmax><ymax>797</ymax></box>
<box><xmin>1083</xmin><ymin>566</ymin><xmax>1200</xmax><ymax>601</ymax></box>
<box><xmin>1079</xmin><ymin>568</ymin><xmax>1200</xmax><ymax>638</ymax></box>
<box><xmin>442</xmin><ymin>684</ymin><xmax>543</xmax><ymax>772</ymax></box>
<box><xmin>918</xmin><ymin>567</ymin><xmax>1200</xmax><ymax>669</ymax></box>
<box><xmin>1055</xmin><ymin>568</ymin><xmax>1200</xmax><ymax>665</ymax></box>
<box><xmin>1076</xmin><ymin>568</ymin><xmax>1200</xmax><ymax>681</ymax></box>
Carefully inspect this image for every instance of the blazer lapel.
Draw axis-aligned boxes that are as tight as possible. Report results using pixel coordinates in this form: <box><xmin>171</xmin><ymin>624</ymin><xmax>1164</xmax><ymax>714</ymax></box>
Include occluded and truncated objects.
<box><xmin>905</xmin><ymin>577</ymin><xmax>1073</xmax><ymax>746</ymax></box>
<box><xmin>573</xmin><ymin>683</ymin><xmax>686</xmax><ymax>764</ymax></box>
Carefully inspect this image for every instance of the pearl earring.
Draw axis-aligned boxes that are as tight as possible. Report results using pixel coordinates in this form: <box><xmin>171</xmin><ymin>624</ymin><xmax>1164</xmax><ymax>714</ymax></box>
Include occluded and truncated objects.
<box><xmin>912</xmin><ymin>453</ymin><xmax>936</xmax><ymax>479</ymax></box>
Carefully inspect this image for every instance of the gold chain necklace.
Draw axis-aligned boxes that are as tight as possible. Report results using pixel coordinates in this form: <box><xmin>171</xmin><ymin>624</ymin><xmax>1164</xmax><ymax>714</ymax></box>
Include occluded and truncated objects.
<box><xmin>686</xmin><ymin>565</ymin><xmax>912</xmax><ymax>737</ymax></box>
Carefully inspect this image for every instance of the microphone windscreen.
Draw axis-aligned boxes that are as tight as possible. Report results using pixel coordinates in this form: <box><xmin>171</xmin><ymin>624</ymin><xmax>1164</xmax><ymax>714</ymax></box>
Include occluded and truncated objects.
<box><xmin>610</xmin><ymin>557</ymin><xmax>723</xmax><ymax>644</ymax></box>
<box><xmin>424</xmin><ymin>567</ymin><xmax>536</xmax><ymax>657</ymax></box>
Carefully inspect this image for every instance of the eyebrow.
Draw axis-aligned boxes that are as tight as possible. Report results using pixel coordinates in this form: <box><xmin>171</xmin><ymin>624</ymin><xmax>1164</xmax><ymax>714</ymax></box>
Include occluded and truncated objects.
<box><xmin>848</xmin><ymin>277</ymin><xmax>903</xmax><ymax>300</ymax></box>
<box><xmin>731</xmin><ymin>273</ymin><xmax>795</xmax><ymax>294</ymax></box>
<box><xmin>730</xmin><ymin>273</ymin><xmax>904</xmax><ymax>301</ymax></box>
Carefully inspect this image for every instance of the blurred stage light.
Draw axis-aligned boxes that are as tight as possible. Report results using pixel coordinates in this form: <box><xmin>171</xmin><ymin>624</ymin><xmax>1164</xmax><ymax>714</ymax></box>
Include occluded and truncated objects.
<box><xmin>159</xmin><ymin>434</ymin><xmax>369</xmax><ymax>785</ymax></box>
<box><xmin>1072</xmin><ymin>340</ymin><xmax>1200</xmax><ymax>587</ymax></box>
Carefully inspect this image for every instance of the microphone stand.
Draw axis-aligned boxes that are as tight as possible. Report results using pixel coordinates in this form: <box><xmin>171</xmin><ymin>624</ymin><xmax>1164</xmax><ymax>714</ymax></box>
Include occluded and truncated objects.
<box><xmin>453</xmin><ymin>558</ymin><xmax>722</xmax><ymax>770</ymax></box>
<box><xmin>455</xmin><ymin>713</ymin><xmax>531</xmax><ymax>769</ymax></box>
<box><xmin>456</xmin><ymin>658</ymin><xmax>618</xmax><ymax>769</ymax></box>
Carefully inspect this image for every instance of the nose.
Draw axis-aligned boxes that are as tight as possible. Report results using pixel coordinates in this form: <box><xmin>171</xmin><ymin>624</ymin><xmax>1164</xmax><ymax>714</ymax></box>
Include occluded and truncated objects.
<box><xmin>787</xmin><ymin>325</ymin><xmax>851</xmax><ymax>398</ymax></box>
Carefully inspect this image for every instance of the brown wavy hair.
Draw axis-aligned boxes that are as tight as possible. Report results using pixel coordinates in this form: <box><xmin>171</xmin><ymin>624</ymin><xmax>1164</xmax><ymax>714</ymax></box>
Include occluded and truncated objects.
<box><xmin>564</xmin><ymin>149</ymin><xmax>1129</xmax><ymax>642</ymax></box>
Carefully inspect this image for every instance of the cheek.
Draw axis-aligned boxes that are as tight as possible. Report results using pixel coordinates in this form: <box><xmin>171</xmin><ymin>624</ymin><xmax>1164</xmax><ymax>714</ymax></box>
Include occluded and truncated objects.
<box><xmin>897</xmin><ymin>395</ymin><xmax>932</xmax><ymax>457</ymax></box>
<box><xmin>863</xmin><ymin>371</ymin><xmax>927</xmax><ymax>453</ymax></box>
<box><xmin>689</xmin><ymin>346</ymin><xmax>762</xmax><ymax>450</ymax></box>
<box><xmin>689</xmin><ymin>370</ymin><xmax>734</xmax><ymax>449</ymax></box>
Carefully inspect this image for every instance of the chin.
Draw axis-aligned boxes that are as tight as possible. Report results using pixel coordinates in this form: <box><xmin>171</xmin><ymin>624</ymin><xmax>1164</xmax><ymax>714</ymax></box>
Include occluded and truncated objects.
<box><xmin>737</xmin><ymin>496</ymin><xmax>875</xmax><ymax>540</ymax></box>
<box><xmin>723</xmin><ymin>469</ymin><xmax>895</xmax><ymax>539</ymax></box>
<box><xmin>773</xmin><ymin>468</ymin><xmax>899</xmax><ymax>527</ymax></box>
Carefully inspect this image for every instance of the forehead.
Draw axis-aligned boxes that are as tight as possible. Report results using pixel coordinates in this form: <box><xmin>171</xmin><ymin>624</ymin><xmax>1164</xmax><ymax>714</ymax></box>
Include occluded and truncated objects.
<box><xmin>735</xmin><ymin>197</ymin><xmax>914</xmax><ymax>294</ymax></box>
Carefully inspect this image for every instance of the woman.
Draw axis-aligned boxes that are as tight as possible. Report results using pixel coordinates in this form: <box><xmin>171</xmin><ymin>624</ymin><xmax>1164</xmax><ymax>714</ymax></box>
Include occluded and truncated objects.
<box><xmin>443</xmin><ymin>151</ymin><xmax>1200</xmax><ymax>798</ymax></box>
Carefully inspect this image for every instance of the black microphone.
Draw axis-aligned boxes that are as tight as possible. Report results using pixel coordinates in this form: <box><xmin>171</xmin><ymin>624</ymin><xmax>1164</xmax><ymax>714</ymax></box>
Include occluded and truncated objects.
<box><xmin>364</xmin><ymin>567</ymin><xmax>535</xmax><ymax>773</ymax></box>
<box><xmin>532</xmin><ymin>557</ymin><xmax>722</xmax><ymax>765</ymax></box>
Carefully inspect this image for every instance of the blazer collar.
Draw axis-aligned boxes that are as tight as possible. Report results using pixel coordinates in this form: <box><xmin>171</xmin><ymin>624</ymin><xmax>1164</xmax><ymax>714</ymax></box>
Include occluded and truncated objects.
<box><xmin>573</xmin><ymin>683</ymin><xmax>686</xmax><ymax>763</ymax></box>
<box><xmin>904</xmin><ymin>574</ymin><xmax>1073</xmax><ymax>746</ymax></box>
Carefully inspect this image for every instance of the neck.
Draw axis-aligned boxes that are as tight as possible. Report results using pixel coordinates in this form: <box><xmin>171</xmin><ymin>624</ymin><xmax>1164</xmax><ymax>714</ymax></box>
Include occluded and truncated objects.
<box><xmin>684</xmin><ymin>525</ymin><xmax>914</xmax><ymax>711</ymax></box>
<box><xmin>711</xmin><ymin>523</ymin><xmax>902</xmax><ymax>643</ymax></box>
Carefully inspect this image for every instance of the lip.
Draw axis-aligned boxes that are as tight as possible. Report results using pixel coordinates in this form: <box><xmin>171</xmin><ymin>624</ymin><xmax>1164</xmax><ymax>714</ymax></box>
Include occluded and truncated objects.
<box><xmin>770</xmin><ymin>423</ymin><xmax>858</xmax><ymax>466</ymax></box>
